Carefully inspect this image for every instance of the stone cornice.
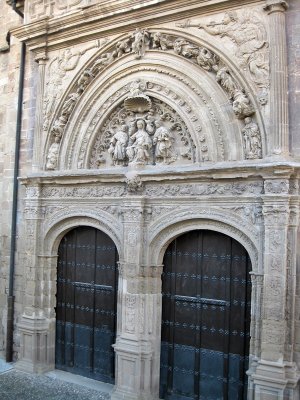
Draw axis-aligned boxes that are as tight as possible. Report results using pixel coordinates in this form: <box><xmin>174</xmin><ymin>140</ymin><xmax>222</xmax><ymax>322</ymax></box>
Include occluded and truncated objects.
<box><xmin>19</xmin><ymin>161</ymin><xmax>300</xmax><ymax>186</ymax></box>
<box><xmin>11</xmin><ymin>0</ymin><xmax>265</xmax><ymax>55</ymax></box>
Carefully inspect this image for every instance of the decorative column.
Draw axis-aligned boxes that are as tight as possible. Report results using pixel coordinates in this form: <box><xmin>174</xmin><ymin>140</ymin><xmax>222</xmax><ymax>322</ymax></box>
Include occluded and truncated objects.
<box><xmin>16</xmin><ymin>184</ymin><xmax>52</xmax><ymax>373</ymax></box>
<box><xmin>32</xmin><ymin>53</ymin><xmax>48</xmax><ymax>171</ymax></box>
<box><xmin>112</xmin><ymin>200</ymin><xmax>161</xmax><ymax>400</ymax></box>
<box><xmin>252</xmin><ymin>177</ymin><xmax>299</xmax><ymax>399</ymax></box>
<box><xmin>264</xmin><ymin>0</ymin><xmax>289</xmax><ymax>157</ymax></box>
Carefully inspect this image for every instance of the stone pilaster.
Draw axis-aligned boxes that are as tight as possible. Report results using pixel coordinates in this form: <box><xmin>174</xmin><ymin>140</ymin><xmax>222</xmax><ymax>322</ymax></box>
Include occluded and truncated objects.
<box><xmin>112</xmin><ymin>200</ymin><xmax>162</xmax><ymax>400</ymax></box>
<box><xmin>252</xmin><ymin>177</ymin><xmax>300</xmax><ymax>399</ymax></box>
<box><xmin>16</xmin><ymin>185</ymin><xmax>53</xmax><ymax>373</ymax></box>
<box><xmin>264</xmin><ymin>0</ymin><xmax>289</xmax><ymax>157</ymax></box>
<box><xmin>32</xmin><ymin>54</ymin><xmax>47</xmax><ymax>171</ymax></box>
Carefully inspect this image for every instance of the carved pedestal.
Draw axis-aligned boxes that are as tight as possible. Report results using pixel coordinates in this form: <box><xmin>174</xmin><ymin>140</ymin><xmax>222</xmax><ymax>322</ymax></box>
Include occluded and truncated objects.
<box><xmin>16</xmin><ymin>314</ymin><xmax>54</xmax><ymax>373</ymax></box>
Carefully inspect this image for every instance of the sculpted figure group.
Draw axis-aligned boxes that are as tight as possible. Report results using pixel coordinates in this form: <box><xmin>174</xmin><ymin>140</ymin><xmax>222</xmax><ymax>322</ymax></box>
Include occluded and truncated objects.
<box><xmin>108</xmin><ymin>118</ymin><xmax>177</xmax><ymax>166</ymax></box>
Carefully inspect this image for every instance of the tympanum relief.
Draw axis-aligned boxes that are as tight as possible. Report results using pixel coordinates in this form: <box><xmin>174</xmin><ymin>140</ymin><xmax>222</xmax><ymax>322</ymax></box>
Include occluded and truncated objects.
<box><xmin>90</xmin><ymin>81</ymin><xmax>196</xmax><ymax>168</ymax></box>
<box><xmin>45</xmin><ymin>27</ymin><xmax>264</xmax><ymax>170</ymax></box>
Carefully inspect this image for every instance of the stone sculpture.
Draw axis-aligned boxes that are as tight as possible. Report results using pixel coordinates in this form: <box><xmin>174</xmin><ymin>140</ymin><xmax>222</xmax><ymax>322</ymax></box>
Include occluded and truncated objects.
<box><xmin>242</xmin><ymin>117</ymin><xmax>262</xmax><ymax>159</ymax></box>
<box><xmin>232</xmin><ymin>89</ymin><xmax>255</xmax><ymax>119</ymax></box>
<box><xmin>46</xmin><ymin>136</ymin><xmax>61</xmax><ymax>170</ymax></box>
<box><xmin>127</xmin><ymin>120</ymin><xmax>152</xmax><ymax>164</ymax></box>
<box><xmin>194</xmin><ymin>10</ymin><xmax>269</xmax><ymax>88</ymax></box>
<box><xmin>153</xmin><ymin>120</ymin><xmax>177</xmax><ymax>164</ymax></box>
<box><xmin>131</xmin><ymin>28</ymin><xmax>150</xmax><ymax>59</ymax></box>
<box><xmin>108</xmin><ymin>125</ymin><xmax>129</xmax><ymax>166</ymax></box>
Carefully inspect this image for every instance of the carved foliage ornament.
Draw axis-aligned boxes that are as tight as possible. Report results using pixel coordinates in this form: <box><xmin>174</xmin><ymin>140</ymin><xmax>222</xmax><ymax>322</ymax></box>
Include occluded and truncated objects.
<box><xmin>46</xmin><ymin>28</ymin><xmax>262</xmax><ymax>170</ymax></box>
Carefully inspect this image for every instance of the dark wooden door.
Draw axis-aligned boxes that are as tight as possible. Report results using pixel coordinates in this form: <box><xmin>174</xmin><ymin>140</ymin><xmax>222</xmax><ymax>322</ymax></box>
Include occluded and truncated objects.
<box><xmin>160</xmin><ymin>230</ymin><xmax>251</xmax><ymax>400</ymax></box>
<box><xmin>55</xmin><ymin>226</ymin><xmax>118</xmax><ymax>383</ymax></box>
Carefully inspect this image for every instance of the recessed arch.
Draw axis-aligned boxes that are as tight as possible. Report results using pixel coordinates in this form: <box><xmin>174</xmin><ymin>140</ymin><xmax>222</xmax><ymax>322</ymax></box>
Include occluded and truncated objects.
<box><xmin>148</xmin><ymin>217</ymin><xmax>259</xmax><ymax>273</ymax></box>
<box><xmin>43</xmin><ymin>214</ymin><xmax>122</xmax><ymax>259</ymax></box>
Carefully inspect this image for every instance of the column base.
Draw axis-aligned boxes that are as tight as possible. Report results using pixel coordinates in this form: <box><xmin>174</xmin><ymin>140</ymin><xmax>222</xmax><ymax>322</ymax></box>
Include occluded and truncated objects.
<box><xmin>16</xmin><ymin>313</ymin><xmax>54</xmax><ymax>374</ymax></box>
<box><xmin>251</xmin><ymin>360</ymin><xmax>300</xmax><ymax>400</ymax></box>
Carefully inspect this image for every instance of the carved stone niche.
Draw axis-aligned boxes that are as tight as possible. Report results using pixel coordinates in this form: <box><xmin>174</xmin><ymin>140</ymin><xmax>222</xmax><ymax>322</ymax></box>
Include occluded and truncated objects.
<box><xmin>89</xmin><ymin>95</ymin><xmax>197</xmax><ymax>168</ymax></box>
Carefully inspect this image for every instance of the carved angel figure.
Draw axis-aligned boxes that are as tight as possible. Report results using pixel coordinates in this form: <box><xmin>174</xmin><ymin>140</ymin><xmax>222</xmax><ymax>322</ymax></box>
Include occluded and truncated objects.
<box><xmin>131</xmin><ymin>28</ymin><xmax>150</xmax><ymax>59</ymax></box>
<box><xmin>153</xmin><ymin>120</ymin><xmax>177</xmax><ymax>164</ymax></box>
<box><xmin>242</xmin><ymin>117</ymin><xmax>262</xmax><ymax>159</ymax></box>
<box><xmin>197</xmin><ymin>10</ymin><xmax>269</xmax><ymax>88</ymax></box>
<box><xmin>127</xmin><ymin>119</ymin><xmax>152</xmax><ymax>164</ymax></box>
<box><xmin>107</xmin><ymin>125</ymin><xmax>129</xmax><ymax>166</ymax></box>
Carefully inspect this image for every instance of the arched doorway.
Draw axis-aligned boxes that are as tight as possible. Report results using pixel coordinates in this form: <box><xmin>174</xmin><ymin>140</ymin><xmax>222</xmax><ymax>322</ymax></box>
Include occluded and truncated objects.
<box><xmin>160</xmin><ymin>230</ymin><xmax>251</xmax><ymax>399</ymax></box>
<box><xmin>55</xmin><ymin>226</ymin><xmax>118</xmax><ymax>383</ymax></box>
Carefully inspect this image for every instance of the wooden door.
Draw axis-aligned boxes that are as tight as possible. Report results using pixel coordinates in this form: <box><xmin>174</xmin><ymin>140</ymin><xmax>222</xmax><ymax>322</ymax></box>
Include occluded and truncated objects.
<box><xmin>160</xmin><ymin>230</ymin><xmax>251</xmax><ymax>399</ymax></box>
<box><xmin>55</xmin><ymin>226</ymin><xmax>118</xmax><ymax>383</ymax></box>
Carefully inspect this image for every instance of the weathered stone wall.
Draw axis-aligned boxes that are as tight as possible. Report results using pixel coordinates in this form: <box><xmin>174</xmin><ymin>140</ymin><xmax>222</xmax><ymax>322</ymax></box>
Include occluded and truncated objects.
<box><xmin>0</xmin><ymin>0</ymin><xmax>20</xmax><ymax>358</ymax></box>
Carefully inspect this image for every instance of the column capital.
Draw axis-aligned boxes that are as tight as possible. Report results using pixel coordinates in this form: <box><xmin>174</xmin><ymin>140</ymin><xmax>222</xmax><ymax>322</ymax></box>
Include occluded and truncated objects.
<box><xmin>264</xmin><ymin>0</ymin><xmax>288</xmax><ymax>14</ymax></box>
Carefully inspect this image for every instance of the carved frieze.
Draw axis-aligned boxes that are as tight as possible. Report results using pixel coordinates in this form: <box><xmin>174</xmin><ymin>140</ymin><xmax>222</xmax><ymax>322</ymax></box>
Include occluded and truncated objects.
<box><xmin>145</xmin><ymin>181</ymin><xmax>263</xmax><ymax>197</ymax></box>
<box><xmin>264</xmin><ymin>179</ymin><xmax>289</xmax><ymax>194</ymax></box>
<box><xmin>40</xmin><ymin>185</ymin><xmax>126</xmax><ymax>198</ymax></box>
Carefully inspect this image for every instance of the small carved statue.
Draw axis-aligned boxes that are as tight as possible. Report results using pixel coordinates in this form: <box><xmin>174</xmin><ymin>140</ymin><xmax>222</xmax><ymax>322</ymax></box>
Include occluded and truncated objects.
<box><xmin>131</xmin><ymin>28</ymin><xmax>150</xmax><ymax>59</ymax></box>
<box><xmin>91</xmin><ymin>51</ymin><xmax>117</xmax><ymax>75</ymax></box>
<box><xmin>50</xmin><ymin>115</ymin><xmax>67</xmax><ymax>137</ymax></box>
<box><xmin>61</xmin><ymin>90</ymin><xmax>83</xmax><ymax>116</ymax></box>
<box><xmin>196</xmin><ymin>47</ymin><xmax>219</xmax><ymax>71</ymax></box>
<box><xmin>108</xmin><ymin>125</ymin><xmax>129</xmax><ymax>166</ymax></box>
<box><xmin>152</xmin><ymin>32</ymin><xmax>173</xmax><ymax>51</ymax></box>
<box><xmin>145</xmin><ymin>109</ymin><xmax>156</xmax><ymax>135</ymax></box>
<box><xmin>153</xmin><ymin>120</ymin><xmax>177</xmax><ymax>164</ymax></box>
<box><xmin>127</xmin><ymin>119</ymin><xmax>152</xmax><ymax>164</ymax></box>
<box><xmin>216</xmin><ymin>66</ymin><xmax>237</xmax><ymax>98</ymax></box>
<box><xmin>242</xmin><ymin>117</ymin><xmax>262</xmax><ymax>159</ymax></box>
<box><xmin>46</xmin><ymin>135</ymin><xmax>61</xmax><ymax>170</ymax></box>
<box><xmin>116</xmin><ymin>38</ymin><xmax>132</xmax><ymax>57</ymax></box>
<box><xmin>232</xmin><ymin>89</ymin><xmax>255</xmax><ymax>119</ymax></box>
<box><xmin>173</xmin><ymin>39</ymin><xmax>198</xmax><ymax>58</ymax></box>
<box><xmin>77</xmin><ymin>68</ymin><xmax>94</xmax><ymax>91</ymax></box>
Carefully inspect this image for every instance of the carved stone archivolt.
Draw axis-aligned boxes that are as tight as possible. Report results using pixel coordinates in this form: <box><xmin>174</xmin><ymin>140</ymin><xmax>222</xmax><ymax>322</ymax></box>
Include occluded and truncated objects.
<box><xmin>45</xmin><ymin>28</ymin><xmax>264</xmax><ymax>170</ymax></box>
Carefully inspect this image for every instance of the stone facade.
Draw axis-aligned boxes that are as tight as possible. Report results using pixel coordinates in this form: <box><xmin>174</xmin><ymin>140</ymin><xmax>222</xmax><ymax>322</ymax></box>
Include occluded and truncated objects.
<box><xmin>0</xmin><ymin>0</ymin><xmax>300</xmax><ymax>399</ymax></box>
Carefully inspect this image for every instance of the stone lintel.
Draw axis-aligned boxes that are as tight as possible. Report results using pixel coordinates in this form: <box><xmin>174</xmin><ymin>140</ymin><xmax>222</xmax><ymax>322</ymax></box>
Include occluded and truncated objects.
<box><xmin>11</xmin><ymin>0</ymin><xmax>265</xmax><ymax>52</ymax></box>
